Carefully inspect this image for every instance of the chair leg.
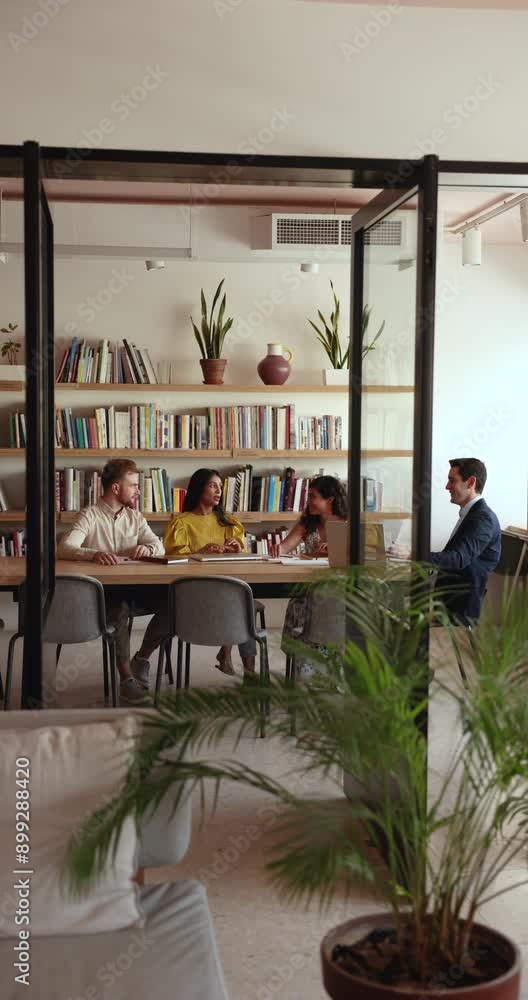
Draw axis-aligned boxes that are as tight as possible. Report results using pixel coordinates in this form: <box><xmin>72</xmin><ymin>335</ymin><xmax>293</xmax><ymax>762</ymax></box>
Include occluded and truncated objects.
<box><xmin>4</xmin><ymin>633</ymin><xmax>20</xmax><ymax>710</ymax></box>
<box><xmin>287</xmin><ymin>656</ymin><xmax>297</xmax><ymax>737</ymax></box>
<box><xmin>109</xmin><ymin>641</ymin><xmax>118</xmax><ymax>708</ymax></box>
<box><xmin>184</xmin><ymin>643</ymin><xmax>191</xmax><ymax>689</ymax></box>
<box><xmin>155</xmin><ymin>643</ymin><xmax>165</xmax><ymax>703</ymax></box>
<box><xmin>102</xmin><ymin>638</ymin><xmax>110</xmax><ymax>706</ymax></box>
<box><xmin>258</xmin><ymin>638</ymin><xmax>270</xmax><ymax>738</ymax></box>
<box><xmin>56</xmin><ymin>643</ymin><xmax>62</xmax><ymax>666</ymax></box>
<box><xmin>176</xmin><ymin>639</ymin><xmax>183</xmax><ymax>689</ymax></box>
<box><xmin>256</xmin><ymin>604</ymin><xmax>266</xmax><ymax>631</ymax></box>
<box><xmin>164</xmin><ymin>639</ymin><xmax>174</xmax><ymax>684</ymax></box>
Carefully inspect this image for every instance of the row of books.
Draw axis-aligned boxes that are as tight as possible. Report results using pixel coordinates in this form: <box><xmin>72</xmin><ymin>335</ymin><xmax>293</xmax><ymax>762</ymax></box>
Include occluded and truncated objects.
<box><xmin>222</xmin><ymin>467</ymin><xmax>317</xmax><ymax>515</ymax></box>
<box><xmin>46</xmin><ymin>406</ymin><xmax>344</xmax><ymax>451</ymax></box>
<box><xmin>56</xmin><ymin>338</ymin><xmax>158</xmax><ymax>384</ymax></box>
<box><xmin>0</xmin><ymin>530</ymin><xmax>25</xmax><ymax>557</ymax></box>
<box><xmin>54</xmin><ymin>468</ymin><xmax>187</xmax><ymax>514</ymax></box>
<box><xmin>244</xmin><ymin>529</ymin><xmax>290</xmax><ymax>556</ymax></box>
<box><xmin>362</xmin><ymin>477</ymin><xmax>384</xmax><ymax>512</ymax></box>
<box><xmin>8</xmin><ymin>412</ymin><xmax>27</xmax><ymax>449</ymax></box>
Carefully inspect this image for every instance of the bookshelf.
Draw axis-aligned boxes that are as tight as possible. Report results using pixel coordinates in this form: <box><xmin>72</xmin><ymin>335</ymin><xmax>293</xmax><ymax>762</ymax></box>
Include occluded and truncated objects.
<box><xmin>0</xmin><ymin>380</ymin><xmax>415</xmax><ymax>545</ymax></box>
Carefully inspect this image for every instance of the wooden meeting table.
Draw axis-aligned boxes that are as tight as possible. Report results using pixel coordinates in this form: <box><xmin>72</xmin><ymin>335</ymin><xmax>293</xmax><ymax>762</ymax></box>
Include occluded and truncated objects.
<box><xmin>0</xmin><ymin>556</ymin><xmax>332</xmax><ymax>599</ymax></box>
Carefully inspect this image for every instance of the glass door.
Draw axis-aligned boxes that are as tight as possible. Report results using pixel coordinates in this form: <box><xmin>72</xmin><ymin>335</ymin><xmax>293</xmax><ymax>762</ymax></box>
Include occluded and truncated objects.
<box><xmin>22</xmin><ymin>140</ymin><xmax>56</xmax><ymax>708</ymax></box>
<box><xmin>347</xmin><ymin>156</ymin><xmax>438</xmax><ymax>566</ymax></box>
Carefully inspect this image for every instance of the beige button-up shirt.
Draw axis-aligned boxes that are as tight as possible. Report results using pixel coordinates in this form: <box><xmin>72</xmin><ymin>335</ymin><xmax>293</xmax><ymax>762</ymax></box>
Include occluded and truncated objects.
<box><xmin>57</xmin><ymin>499</ymin><xmax>165</xmax><ymax>561</ymax></box>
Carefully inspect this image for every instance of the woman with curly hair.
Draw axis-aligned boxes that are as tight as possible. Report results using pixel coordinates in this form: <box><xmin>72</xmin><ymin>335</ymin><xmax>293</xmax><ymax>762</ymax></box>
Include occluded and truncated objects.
<box><xmin>271</xmin><ymin>476</ymin><xmax>348</xmax><ymax>678</ymax></box>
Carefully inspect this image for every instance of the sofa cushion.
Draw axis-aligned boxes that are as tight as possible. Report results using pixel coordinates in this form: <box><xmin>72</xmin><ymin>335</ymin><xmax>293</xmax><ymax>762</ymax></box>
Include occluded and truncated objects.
<box><xmin>0</xmin><ymin>715</ymin><xmax>142</xmax><ymax>937</ymax></box>
<box><xmin>0</xmin><ymin>881</ymin><xmax>229</xmax><ymax>999</ymax></box>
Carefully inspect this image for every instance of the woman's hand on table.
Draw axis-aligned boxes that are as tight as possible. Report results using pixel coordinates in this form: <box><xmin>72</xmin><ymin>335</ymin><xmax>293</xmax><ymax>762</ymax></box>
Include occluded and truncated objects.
<box><xmin>198</xmin><ymin>543</ymin><xmax>225</xmax><ymax>554</ymax></box>
<box><xmin>314</xmin><ymin>542</ymin><xmax>328</xmax><ymax>556</ymax></box>
<box><xmin>223</xmin><ymin>538</ymin><xmax>242</xmax><ymax>553</ymax></box>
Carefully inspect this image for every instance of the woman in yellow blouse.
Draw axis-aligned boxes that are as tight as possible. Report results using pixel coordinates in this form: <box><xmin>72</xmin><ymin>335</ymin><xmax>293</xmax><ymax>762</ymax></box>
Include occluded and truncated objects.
<box><xmin>163</xmin><ymin>468</ymin><xmax>255</xmax><ymax>676</ymax></box>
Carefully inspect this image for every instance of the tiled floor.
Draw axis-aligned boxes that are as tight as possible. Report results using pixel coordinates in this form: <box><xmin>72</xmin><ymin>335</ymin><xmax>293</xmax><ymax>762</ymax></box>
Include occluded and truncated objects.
<box><xmin>1</xmin><ymin>623</ymin><xmax>526</xmax><ymax>999</ymax></box>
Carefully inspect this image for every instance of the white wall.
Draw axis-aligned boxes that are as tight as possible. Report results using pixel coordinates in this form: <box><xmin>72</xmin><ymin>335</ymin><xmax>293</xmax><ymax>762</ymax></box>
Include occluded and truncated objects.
<box><xmin>431</xmin><ymin>242</ymin><xmax>528</xmax><ymax>547</ymax></box>
<box><xmin>0</xmin><ymin>0</ymin><xmax>527</xmax><ymax>160</ymax></box>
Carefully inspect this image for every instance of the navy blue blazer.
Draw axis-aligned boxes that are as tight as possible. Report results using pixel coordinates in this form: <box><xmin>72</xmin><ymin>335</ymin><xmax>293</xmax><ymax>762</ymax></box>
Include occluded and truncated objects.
<box><xmin>431</xmin><ymin>497</ymin><xmax>501</xmax><ymax>623</ymax></box>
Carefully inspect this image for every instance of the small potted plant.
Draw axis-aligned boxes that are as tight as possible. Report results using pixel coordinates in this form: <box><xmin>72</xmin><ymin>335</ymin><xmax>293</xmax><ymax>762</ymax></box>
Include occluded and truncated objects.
<box><xmin>68</xmin><ymin>569</ymin><xmax>526</xmax><ymax>999</ymax></box>
<box><xmin>308</xmin><ymin>282</ymin><xmax>385</xmax><ymax>385</ymax></box>
<box><xmin>0</xmin><ymin>323</ymin><xmax>24</xmax><ymax>381</ymax></box>
<box><xmin>191</xmin><ymin>279</ymin><xmax>234</xmax><ymax>385</ymax></box>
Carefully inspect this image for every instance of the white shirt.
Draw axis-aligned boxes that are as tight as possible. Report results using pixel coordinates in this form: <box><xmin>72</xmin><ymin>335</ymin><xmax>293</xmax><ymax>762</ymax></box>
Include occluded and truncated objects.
<box><xmin>447</xmin><ymin>495</ymin><xmax>483</xmax><ymax>542</ymax></box>
<box><xmin>57</xmin><ymin>499</ymin><xmax>165</xmax><ymax>561</ymax></box>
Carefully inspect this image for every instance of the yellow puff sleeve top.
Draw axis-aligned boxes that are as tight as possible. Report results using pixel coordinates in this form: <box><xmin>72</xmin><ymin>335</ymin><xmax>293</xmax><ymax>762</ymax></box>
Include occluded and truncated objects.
<box><xmin>163</xmin><ymin>511</ymin><xmax>246</xmax><ymax>556</ymax></box>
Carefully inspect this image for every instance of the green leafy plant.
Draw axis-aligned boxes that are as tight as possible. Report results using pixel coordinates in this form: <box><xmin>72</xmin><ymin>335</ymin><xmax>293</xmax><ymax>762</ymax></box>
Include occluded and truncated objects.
<box><xmin>190</xmin><ymin>279</ymin><xmax>234</xmax><ymax>359</ymax></box>
<box><xmin>67</xmin><ymin>570</ymin><xmax>528</xmax><ymax>990</ymax></box>
<box><xmin>308</xmin><ymin>282</ymin><xmax>385</xmax><ymax>368</ymax></box>
<box><xmin>0</xmin><ymin>322</ymin><xmax>20</xmax><ymax>364</ymax></box>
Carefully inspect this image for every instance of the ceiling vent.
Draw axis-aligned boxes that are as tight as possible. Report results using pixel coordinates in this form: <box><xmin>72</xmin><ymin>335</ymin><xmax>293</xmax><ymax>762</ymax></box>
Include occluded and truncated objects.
<box><xmin>251</xmin><ymin>213</ymin><xmax>407</xmax><ymax>252</ymax></box>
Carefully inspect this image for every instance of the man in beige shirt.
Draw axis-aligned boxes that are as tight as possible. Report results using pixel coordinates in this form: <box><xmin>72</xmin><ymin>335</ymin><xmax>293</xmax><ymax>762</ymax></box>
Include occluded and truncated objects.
<box><xmin>58</xmin><ymin>459</ymin><xmax>168</xmax><ymax>704</ymax></box>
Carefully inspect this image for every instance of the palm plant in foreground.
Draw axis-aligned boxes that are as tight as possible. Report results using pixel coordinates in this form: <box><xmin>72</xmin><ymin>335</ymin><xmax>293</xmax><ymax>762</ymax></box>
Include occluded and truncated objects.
<box><xmin>68</xmin><ymin>567</ymin><xmax>528</xmax><ymax>992</ymax></box>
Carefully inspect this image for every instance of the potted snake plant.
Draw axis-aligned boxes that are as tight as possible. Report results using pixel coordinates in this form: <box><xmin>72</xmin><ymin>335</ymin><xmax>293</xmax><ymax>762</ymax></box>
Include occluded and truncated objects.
<box><xmin>191</xmin><ymin>278</ymin><xmax>234</xmax><ymax>384</ymax></box>
<box><xmin>0</xmin><ymin>323</ymin><xmax>24</xmax><ymax>381</ymax></box>
<box><xmin>68</xmin><ymin>567</ymin><xmax>526</xmax><ymax>999</ymax></box>
<box><xmin>309</xmin><ymin>281</ymin><xmax>385</xmax><ymax>385</ymax></box>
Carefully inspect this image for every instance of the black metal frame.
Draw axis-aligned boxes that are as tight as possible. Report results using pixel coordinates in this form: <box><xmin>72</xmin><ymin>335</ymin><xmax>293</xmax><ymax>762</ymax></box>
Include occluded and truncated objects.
<box><xmin>21</xmin><ymin>141</ymin><xmax>55</xmax><ymax>709</ymax></box>
<box><xmin>347</xmin><ymin>157</ymin><xmax>438</xmax><ymax>565</ymax></box>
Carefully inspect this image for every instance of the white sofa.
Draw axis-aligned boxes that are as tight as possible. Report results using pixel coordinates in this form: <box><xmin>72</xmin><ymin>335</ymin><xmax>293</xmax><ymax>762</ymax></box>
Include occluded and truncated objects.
<box><xmin>0</xmin><ymin>709</ymin><xmax>229</xmax><ymax>1000</ymax></box>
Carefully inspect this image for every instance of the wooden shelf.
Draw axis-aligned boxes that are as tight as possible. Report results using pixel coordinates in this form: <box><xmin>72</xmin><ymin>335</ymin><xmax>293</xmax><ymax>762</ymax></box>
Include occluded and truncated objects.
<box><xmin>0</xmin><ymin>448</ymin><xmax>414</xmax><ymax>459</ymax></box>
<box><xmin>3</xmin><ymin>509</ymin><xmax>412</xmax><ymax>525</ymax></box>
<box><xmin>0</xmin><ymin>383</ymin><xmax>415</xmax><ymax>394</ymax></box>
<box><xmin>0</xmin><ymin>448</ymin><xmax>347</xmax><ymax>458</ymax></box>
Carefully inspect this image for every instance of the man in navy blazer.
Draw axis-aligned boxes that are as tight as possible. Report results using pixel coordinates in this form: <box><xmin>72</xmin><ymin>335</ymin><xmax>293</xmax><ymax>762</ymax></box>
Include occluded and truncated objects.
<box><xmin>431</xmin><ymin>457</ymin><xmax>501</xmax><ymax>624</ymax></box>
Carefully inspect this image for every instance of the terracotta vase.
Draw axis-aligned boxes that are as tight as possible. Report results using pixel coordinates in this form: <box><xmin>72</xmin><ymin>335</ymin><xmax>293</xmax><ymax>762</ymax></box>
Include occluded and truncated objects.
<box><xmin>321</xmin><ymin>914</ymin><xmax>521</xmax><ymax>1000</ymax></box>
<box><xmin>200</xmin><ymin>358</ymin><xmax>227</xmax><ymax>385</ymax></box>
<box><xmin>257</xmin><ymin>343</ymin><xmax>293</xmax><ymax>386</ymax></box>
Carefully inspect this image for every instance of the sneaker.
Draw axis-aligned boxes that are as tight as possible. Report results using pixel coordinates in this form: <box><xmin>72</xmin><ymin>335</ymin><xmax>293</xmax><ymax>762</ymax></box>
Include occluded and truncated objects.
<box><xmin>120</xmin><ymin>677</ymin><xmax>151</xmax><ymax>705</ymax></box>
<box><xmin>131</xmin><ymin>653</ymin><xmax>150</xmax><ymax>690</ymax></box>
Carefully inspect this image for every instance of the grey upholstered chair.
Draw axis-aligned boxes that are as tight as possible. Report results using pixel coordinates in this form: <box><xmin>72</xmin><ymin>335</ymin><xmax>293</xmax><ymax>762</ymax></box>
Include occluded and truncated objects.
<box><xmin>155</xmin><ymin>576</ymin><xmax>269</xmax><ymax>734</ymax></box>
<box><xmin>284</xmin><ymin>581</ymin><xmax>345</xmax><ymax>734</ymax></box>
<box><xmin>3</xmin><ymin>576</ymin><xmax>117</xmax><ymax>710</ymax></box>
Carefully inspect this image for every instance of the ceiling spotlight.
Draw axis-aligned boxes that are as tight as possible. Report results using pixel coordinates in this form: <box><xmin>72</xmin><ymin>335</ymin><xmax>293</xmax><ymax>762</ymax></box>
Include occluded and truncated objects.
<box><xmin>462</xmin><ymin>227</ymin><xmax>481</xmax><ymax>267</ymax></box>
<box><xmin>145</xmin><ymin>259</ymin><xmax>166</xmax><ymax>271</ymax></box>
<box><xmin>300</xmin><ymin>261</ymin><xmax>319</xmax><ymax>273</ymax></box>
<box><xmin>520</xmin><ymin>201</ymin><xmax>528</xmax><ymax>243</ymax></box>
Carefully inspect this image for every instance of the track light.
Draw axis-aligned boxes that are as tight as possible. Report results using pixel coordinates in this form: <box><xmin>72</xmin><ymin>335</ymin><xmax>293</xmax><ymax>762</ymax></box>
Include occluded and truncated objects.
<box><xmin>520</xmin><ymin>201</ymin><xmax>528</xmax><ymax>243</ymax></box>
<box><xmin>462</xmin><ymin>227</ymin><xmax>481</xmax><ymax>267</ymax></box>
<box><xmin>145</xmin><ymin>259</ymin><xmax>165</xmax><ymax>271</ymax></box>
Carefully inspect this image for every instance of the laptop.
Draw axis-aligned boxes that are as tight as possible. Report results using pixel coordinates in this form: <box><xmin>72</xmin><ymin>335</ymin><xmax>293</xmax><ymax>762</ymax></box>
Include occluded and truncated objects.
<box><xmin>190</xmin><ymin>552</ymin><xmax>268</xmax><ymax>563</ymax></box>
<box><xmin>326</xmin><ymin>520</ymin><xmax>387</xmax><ymax>567</ymax></box>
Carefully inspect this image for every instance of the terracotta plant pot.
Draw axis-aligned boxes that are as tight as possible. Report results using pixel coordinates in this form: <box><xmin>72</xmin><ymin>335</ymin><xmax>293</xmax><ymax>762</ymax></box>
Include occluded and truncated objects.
<box><xmin>321</xmin><ymin>913</ymin><xmax>521</xmax><ymax>1000</ymax></box>
<box><xmin>200</xmin><ymin>358</ymin><xmax>227</xmax><ymax>385</ymax></box>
